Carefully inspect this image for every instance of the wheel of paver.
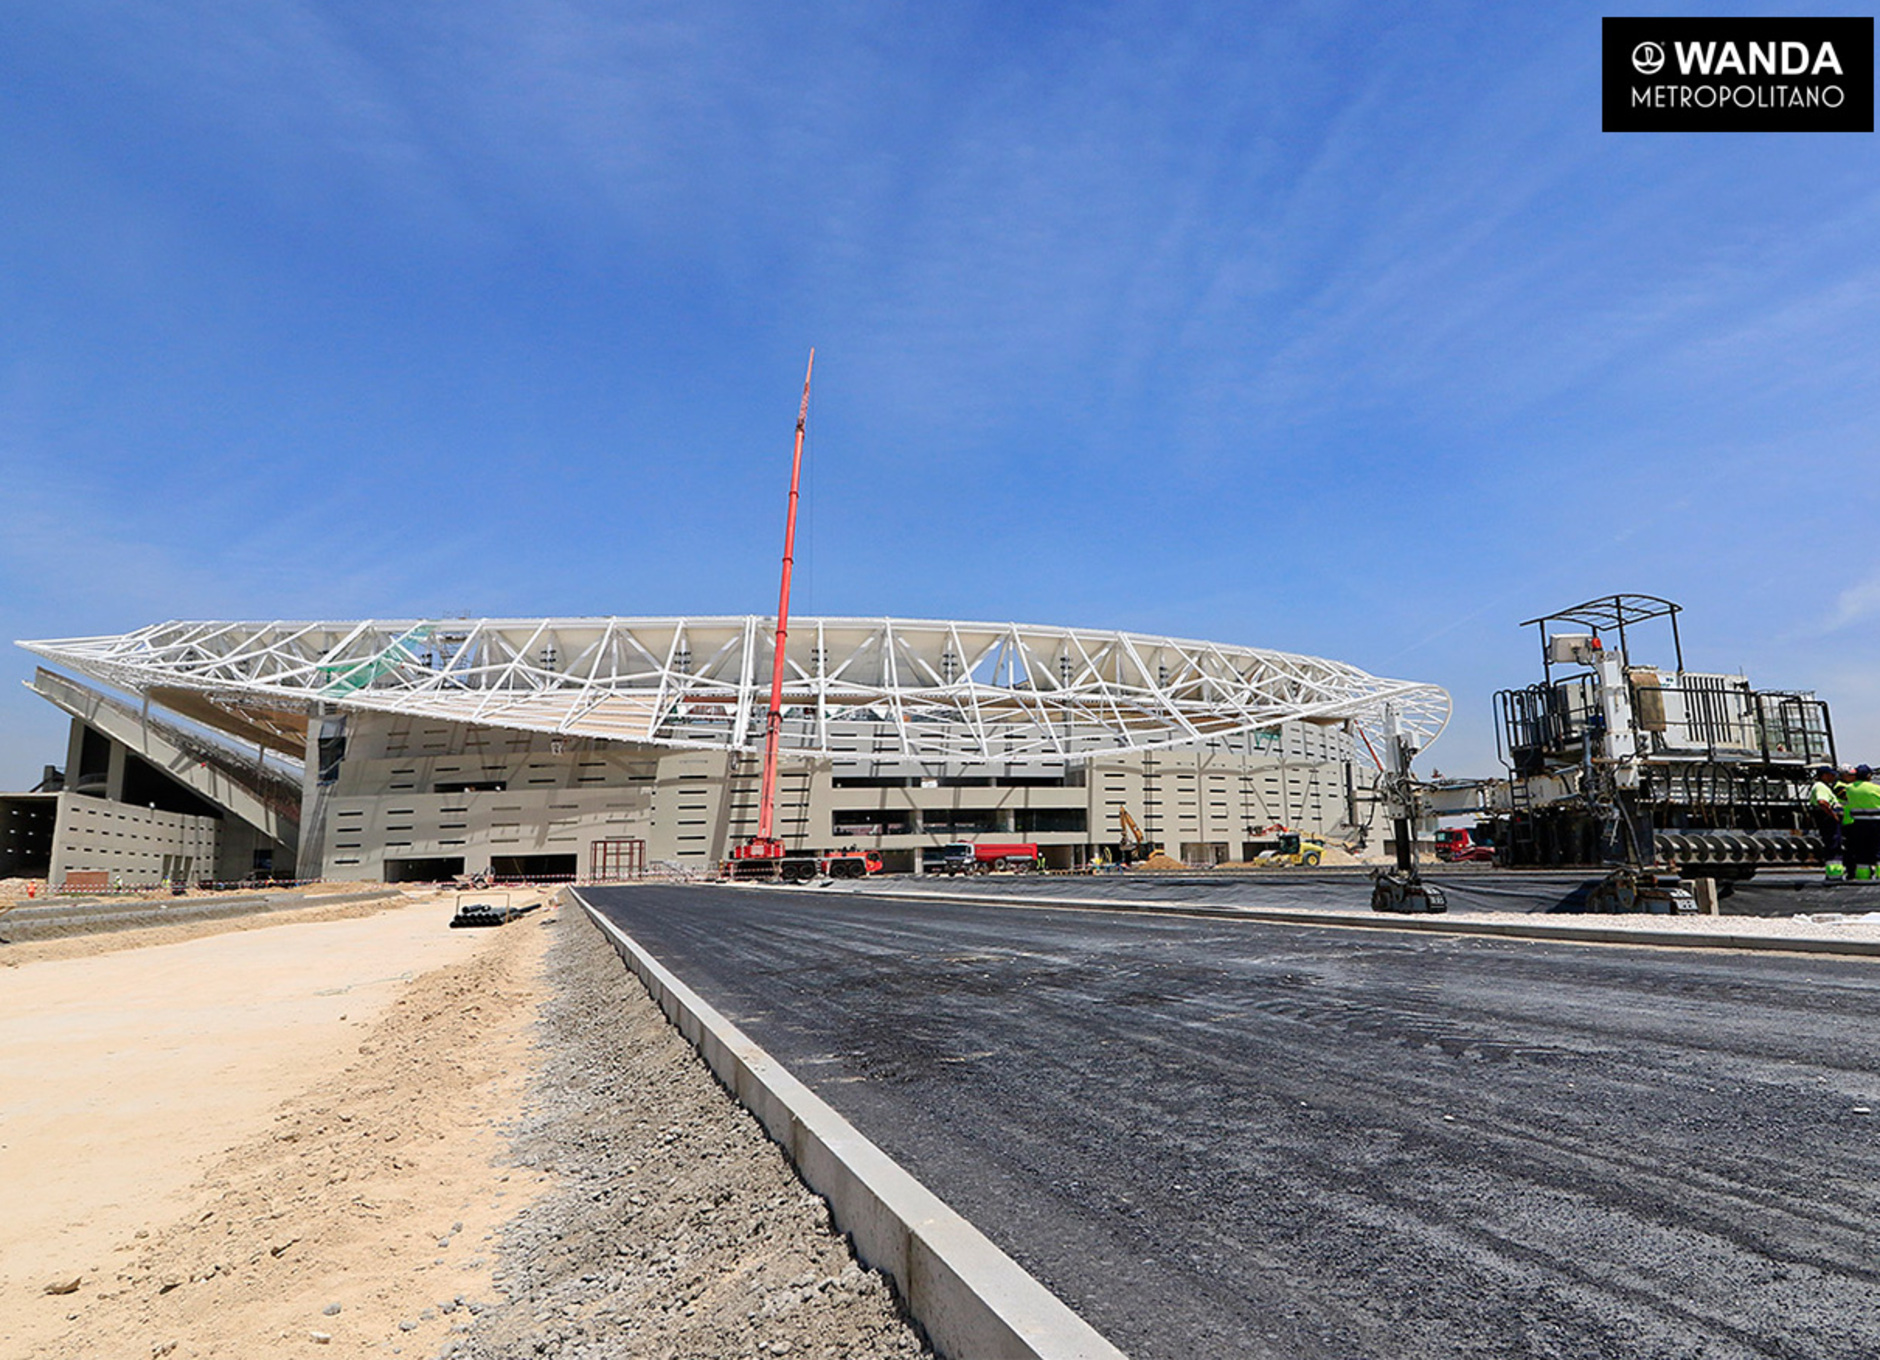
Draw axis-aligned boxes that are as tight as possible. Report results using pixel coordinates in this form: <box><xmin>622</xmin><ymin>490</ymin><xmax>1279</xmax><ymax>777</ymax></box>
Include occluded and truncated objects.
<box><xmin>1303</xmin><ymin>851</ymin><xmax>1321</xmax><ymax>867</ymax></box>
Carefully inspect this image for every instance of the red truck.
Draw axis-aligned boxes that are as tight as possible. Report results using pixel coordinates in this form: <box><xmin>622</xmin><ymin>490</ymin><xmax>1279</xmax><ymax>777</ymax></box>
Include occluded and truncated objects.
<box><xmin>1434</xmin><ymin>827</ymin><xmax>1495</xmax><ymax>863</ymax></box>
<box><xmin>926</xmin><ymin>841</ymin><xmax>1042</xmax><ymax>875</ymax></box>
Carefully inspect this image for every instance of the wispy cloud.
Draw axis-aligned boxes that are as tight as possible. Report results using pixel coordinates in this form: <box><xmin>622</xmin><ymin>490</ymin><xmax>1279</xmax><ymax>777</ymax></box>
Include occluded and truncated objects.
<box><xmin>4</xmin><ymin>3</ymin><xmax>1880</xmax><ymax>788</ymax></box>
<box><xmin>1825</xmin><ymin>576</ymin><xmax>1880</xmax><ymax>634</ymax></box>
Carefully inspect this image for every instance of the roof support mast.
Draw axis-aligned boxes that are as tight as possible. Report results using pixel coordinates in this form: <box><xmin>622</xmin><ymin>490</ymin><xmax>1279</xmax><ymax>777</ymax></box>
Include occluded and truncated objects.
<box><xmin>753</xmin><ymin>348</ymin><xmax>814</xmax><ymax>851</ymax></box>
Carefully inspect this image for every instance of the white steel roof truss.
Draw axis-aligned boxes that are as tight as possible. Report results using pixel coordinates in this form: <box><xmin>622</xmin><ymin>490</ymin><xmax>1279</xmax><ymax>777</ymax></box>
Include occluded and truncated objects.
<box><xmin>236</xmin><ymin>622</ymin><xmax>326</xmax><ymax>683</ymax></box>
<box><xmin>880</xmin><ymin>620</ymin><xmax>911</xmax><ymax>752</ymax></box>
<box><xmin>814</xmin><ymin>620</ymin><xmax>829</xmax><ymax>751</ymax></box>
<box><xmin>21</xmin><ymin>615</ymin><xmax>1449</xmax><ymax>757</ymax></box>
<box><xmin>556</xmin><ymin>624</ymin><xmax>621</xmax><ymax>734</ymax></box>
<box><xmin>1010</xmin><ymin>630</ymin><xmax>1060</xmax><ymax>756</ymax></box>
<box><xmin>732</xmin><ymin>617</ymin><xmax>758</xmax><ymax>746</ymax></box>
<box><xmin>1117</xmin><ymin>633</ymin><xmax>1202</xmax><ymax>744</ymax></box>
<box><xmin>470</xmin><ymin>621</ymin><xmax>550</xmax><ymax>719</ymax></box>
<box><xmin>951</xmin><ymin>624</ymin><xmax>994</xmax><ymax>757</ymax></box>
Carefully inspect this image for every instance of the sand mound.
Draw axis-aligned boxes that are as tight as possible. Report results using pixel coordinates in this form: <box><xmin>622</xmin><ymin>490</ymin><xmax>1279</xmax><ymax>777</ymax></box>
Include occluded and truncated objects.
<box><xmin>1133</xmin><ymin>852</ymin><xmax>1189</xmax><ymax>871</ymax></box>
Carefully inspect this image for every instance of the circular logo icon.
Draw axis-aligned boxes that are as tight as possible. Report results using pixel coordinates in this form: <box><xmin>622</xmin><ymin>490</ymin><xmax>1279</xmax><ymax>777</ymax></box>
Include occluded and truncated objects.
<box><xmin>1632</xmin><ymin>41</ymin><xmax>1665</xmax><ymax>75</ymax></box>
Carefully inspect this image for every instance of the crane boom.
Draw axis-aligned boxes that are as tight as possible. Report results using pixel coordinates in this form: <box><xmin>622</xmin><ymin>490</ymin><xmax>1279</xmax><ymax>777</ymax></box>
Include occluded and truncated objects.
<box><xmin>753</xmin><ymin>349</ymin><xmax>814</xmax><ymax>851</ymax></box>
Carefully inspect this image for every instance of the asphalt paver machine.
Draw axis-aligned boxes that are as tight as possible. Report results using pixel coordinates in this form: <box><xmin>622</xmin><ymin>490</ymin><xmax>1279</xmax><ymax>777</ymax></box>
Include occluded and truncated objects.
<box><xmin>1490</xmin><ymin>594</ymin><xmax>1835</xmax><ymax>909</ymax></box>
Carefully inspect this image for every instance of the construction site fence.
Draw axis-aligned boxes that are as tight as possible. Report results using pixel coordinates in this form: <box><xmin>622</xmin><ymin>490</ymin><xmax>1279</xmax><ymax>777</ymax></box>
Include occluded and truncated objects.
<box><xmin>481</xmin><ymin>863</ymin><xmax>706</xmax><ymax>886</ymax></box>
<box><xmin>35</xmin><ymin>876</ymin><xmax>332</xmax><ymax>897</ymax></box>
<box><xmin>30</xmin><ymin>869</ymin><xmax>709</xmax><ymax>897</ymax></box>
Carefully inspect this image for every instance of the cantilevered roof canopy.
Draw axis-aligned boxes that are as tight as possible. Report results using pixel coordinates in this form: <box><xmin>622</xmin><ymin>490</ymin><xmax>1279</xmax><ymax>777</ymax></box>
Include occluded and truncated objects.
<box><xmin>21</xmin><ymin>616</ymin><xmax>1449</xmax><ymax>761</ymax></box>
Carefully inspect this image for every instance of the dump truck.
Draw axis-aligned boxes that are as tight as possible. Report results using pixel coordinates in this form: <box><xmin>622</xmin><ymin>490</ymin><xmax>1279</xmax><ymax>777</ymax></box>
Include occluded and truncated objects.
<box><xmin>925</xmin><ymin>841</ymin><xmax>1041</xmax><ymax>875</ymax></box>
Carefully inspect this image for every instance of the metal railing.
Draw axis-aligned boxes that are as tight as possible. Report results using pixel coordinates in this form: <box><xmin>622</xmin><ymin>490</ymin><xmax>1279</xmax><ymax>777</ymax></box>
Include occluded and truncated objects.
<box><xmin>1499</xmin><ymin>680</ymin><xmax>1834</xmax><ymax>772</ymax></box>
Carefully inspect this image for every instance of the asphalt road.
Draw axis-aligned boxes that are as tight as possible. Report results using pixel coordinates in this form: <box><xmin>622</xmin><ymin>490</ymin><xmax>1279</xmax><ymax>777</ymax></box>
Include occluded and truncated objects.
<box><xmin>854</xmin><ymin>867</ymin><xmax>1875</xmax><ymax>917</ymax></box>
<box><xmin>582</xmin><ymin>885</ymin><xmax>1880</xmax><ymax>1360</ymax></box>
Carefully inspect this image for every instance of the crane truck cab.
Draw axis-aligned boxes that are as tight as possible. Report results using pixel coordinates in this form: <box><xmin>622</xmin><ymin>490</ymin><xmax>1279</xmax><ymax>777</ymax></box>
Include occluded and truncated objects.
<box><xmin>820</xmin><ymin>848</ymin><xmax>882</xmax><ymax>879</ymax></box>
<box><xmin>768</xmin><ymin>848</ymin><xmax>883</xmax><ymax>883</ymax></box>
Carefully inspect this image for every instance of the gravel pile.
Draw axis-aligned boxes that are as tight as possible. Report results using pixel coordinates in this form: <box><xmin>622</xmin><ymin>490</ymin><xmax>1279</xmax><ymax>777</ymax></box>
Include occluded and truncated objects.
<box><xmin>448</xmin><ymin>908</ymin><xmax>931</xmax><ymax>1360</ymax></box>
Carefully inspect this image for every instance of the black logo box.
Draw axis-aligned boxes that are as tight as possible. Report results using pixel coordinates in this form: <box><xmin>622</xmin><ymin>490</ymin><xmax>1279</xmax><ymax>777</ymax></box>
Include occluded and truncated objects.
<box><xmin>1604</xmin><ymin>16</ymin><xmax>1873</xmax><ymax>132</ymax></box>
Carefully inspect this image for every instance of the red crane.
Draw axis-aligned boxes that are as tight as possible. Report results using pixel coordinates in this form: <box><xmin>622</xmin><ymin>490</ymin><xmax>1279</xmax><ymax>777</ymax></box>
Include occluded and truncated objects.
<box><xmin>726</xmin><ymin>349</ymin><xmax>814</xmax><ymax>869</ymax></box>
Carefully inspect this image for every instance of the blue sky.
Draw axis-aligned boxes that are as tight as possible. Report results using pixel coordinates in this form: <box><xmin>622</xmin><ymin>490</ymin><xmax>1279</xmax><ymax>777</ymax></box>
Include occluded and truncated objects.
<box><xmin>3</xmin><ymin>0</ymin><xmax>1876</xmax><ymax>788</ymax></box>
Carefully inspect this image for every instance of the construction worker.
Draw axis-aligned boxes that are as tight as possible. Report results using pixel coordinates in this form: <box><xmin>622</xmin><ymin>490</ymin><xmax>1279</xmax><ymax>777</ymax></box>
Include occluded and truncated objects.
<box><xmin>1843</xmin><ymin>765</ymin><xmax>1880</xmax><ymax>881</ymax></box>
<box><xmin>1810</xmin><ymin>765</ymin><xmax>1845</xmax><ymax>863</ymax></box>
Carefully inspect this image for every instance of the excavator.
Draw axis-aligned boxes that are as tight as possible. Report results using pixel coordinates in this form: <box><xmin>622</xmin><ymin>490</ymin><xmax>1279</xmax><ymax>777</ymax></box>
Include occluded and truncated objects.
<box><xmin>1114</xmin><ymin>808</ymin><xmax>1157</xmax><ymax>865</ymax></box>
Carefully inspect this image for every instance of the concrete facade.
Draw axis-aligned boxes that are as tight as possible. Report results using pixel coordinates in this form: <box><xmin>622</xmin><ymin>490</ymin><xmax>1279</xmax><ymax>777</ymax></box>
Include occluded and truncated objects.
<box><xmin>45</xmin><ymin>790</ymin><xmax>221</xmax><ymax>887</ymax></box>
<box><xmin>4</xmin><ymin>669</ymin><xmax>303</xmax><ymax>888</ymax></box>
<box><xmin>296</xmin><ymin>709</ymin><xmax>1371</xmax><ymax>879</ymax></box>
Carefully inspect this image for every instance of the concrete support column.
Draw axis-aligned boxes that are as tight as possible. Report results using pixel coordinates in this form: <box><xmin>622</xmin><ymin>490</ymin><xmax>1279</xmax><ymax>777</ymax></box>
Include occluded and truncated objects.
<box><xmin>63</xmin><ymin>720</ymin><xmax>87</xmax><ymax>792</ymax></box>
<box><xmin>104</xmin><ymin>740</ymin><xmax>128</xmax><ymax>802</ymax></box>
<box><xmin>47</xmin><ymin>792</ymin><xmax>73</xmax><ymax>886</ymax></box>
<box><xmin>704</xmin><ymin>749</ymin><xmax>740</xmax><ymax>866</ymax></box>
<box><xmin>296</xmin><ymin>705</ymin><xmax>344</xmax><ymax>881</ymax></box>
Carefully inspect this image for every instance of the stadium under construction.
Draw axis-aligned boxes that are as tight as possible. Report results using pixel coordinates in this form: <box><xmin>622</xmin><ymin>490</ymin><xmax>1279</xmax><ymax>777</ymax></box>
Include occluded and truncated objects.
<box><xmin>4</xmin><ymin>616</ymin><xmax>1449</xmax><ymax>888</ymax></box>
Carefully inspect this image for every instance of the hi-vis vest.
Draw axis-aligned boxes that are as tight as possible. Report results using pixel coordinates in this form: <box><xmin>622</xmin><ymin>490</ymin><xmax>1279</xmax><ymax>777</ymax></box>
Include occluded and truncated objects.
<box><xmin>1844</xmin><ymin>780</ymin><xmax>1880</xmax><ymax>824</ymax></box>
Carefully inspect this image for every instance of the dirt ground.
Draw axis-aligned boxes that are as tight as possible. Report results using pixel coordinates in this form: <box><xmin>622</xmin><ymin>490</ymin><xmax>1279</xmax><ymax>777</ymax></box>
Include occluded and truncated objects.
<box><xmin>1</xmin><ymin>889</ymin><xmax>929</xmax><ymax>1359</ymax></box>
<box><xmin>0</xmin><ymin>891</ymin><xmax>548</xmax><ymax>1358</ymax></box>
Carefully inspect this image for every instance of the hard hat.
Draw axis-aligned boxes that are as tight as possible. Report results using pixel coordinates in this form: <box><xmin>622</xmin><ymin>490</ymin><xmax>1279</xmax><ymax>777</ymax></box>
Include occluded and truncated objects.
<box><xmin>1859</xmin><ymin>764</ymin><xmax>1875</xmax><ymax>780</ymax></box>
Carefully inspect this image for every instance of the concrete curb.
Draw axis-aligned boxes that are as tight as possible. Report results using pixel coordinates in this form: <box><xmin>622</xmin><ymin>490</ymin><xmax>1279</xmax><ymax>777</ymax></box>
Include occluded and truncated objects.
<box><xmin>844</xmin><ymin>886</ymin><xmax>1880</xmax><ymax>959</ymax></box>
<box><xmin>569</xmin><ymin>890</ymin><xmax>1127</xmax><ymax>1360</ymax></box>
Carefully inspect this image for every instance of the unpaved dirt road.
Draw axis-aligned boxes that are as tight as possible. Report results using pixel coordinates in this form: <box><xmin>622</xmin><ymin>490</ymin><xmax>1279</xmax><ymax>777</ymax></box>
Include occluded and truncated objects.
<box><xmin>1</xmin><ymin>892</ymin><xmax>546</xmax><ymax>1358</ymax></box>
<box><xmin>1</xmin><ymin>891</ymin><xmax>928</xmax><ymax>1360</ymax></box>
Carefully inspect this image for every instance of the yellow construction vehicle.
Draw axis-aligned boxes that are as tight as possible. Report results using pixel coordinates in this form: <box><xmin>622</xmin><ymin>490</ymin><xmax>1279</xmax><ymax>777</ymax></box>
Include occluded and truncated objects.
<box><xmin>1248</xmin><ymin>829</ymin><xmax>1325</xmax><ymax>867</ymax></box>
<box><xmin>1115</xmin><ymin>808</ymin><xmax>1157</xmax><ymax>864</ymax></box>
